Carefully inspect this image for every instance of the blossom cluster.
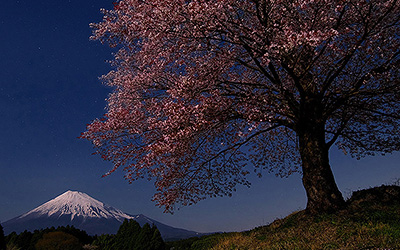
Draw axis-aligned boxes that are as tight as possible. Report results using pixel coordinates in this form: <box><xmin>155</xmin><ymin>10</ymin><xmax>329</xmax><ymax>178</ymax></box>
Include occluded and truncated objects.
<box><xmin>83</xmin><ymin>0</ymin><xmax>400</xmax><ymax>211</ymax></box>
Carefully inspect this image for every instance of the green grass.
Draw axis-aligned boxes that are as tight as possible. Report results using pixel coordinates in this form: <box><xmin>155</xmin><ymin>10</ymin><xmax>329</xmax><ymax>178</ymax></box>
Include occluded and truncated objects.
<box><xmin>167</xmin><ymin>185</ymin><xmax>400</xmax><ymax>250</ymax></box>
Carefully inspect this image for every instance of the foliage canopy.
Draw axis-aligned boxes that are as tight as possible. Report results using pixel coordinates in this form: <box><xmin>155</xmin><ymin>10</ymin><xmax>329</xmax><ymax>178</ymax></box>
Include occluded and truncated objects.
<box><xmin>83</xmin><ymin>0</ymin><xmax>400</xmax><ymax>213</ymax></box>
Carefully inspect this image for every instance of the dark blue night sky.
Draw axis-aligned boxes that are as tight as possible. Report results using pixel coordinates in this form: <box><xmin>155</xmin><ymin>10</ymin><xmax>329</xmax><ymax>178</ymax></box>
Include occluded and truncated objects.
<box><xmin>1</xmin><ymin>0</ymin><xmax>399</xmax><ymax>233</ymax></box>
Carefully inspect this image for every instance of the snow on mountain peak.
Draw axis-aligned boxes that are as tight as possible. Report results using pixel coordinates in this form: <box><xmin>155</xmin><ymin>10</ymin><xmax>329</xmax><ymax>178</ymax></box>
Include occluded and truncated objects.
<box><xmin>20</xmin><ymin>190</ymin><xmax>134</xmax><ymax>221</ymax></box>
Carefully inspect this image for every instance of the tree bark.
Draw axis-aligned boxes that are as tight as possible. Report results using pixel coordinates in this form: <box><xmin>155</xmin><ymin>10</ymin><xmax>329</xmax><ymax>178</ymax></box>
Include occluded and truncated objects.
<box><xmin>297</xmin><ymin>94</ymin><xmax>346</xmax><ymax>214</ymax></box>
<box><xmin>298</xmin><ymin>121</ymin><xmax>346</xmax><ymax>214</ymax></box>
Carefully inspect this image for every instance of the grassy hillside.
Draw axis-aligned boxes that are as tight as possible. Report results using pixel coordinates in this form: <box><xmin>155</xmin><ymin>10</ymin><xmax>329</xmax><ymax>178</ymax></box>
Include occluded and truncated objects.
<box><xmin>167</xmin><ymin>185</ymin><xmax>400</xmax><ymax>250</ymax></box>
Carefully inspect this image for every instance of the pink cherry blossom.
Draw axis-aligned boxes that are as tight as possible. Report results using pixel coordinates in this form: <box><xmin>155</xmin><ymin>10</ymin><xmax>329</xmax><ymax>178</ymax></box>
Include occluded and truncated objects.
<box><xmin>82</xmin><ymin>0</ymin><xmax>400</xmax><ymax>214</ymax></box>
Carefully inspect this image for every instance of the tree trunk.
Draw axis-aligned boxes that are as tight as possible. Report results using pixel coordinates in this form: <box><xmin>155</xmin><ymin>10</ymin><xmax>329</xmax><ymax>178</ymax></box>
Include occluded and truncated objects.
<box><xmin>297</xmin><ymin>93</ymin><xmax>346</xmax><ymax>214</ymax></box>
<box><xmin>298</xmin><ymin>123</ymin><xmax>346</xmax><ymax>214</ymax></box>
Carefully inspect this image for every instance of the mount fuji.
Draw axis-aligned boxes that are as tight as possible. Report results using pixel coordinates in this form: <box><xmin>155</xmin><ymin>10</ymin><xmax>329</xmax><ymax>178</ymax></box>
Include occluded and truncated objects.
<box><xmin>2</xmin><ymin>190</ymin><xmax>202</xmax><ymax>240</ymax></box>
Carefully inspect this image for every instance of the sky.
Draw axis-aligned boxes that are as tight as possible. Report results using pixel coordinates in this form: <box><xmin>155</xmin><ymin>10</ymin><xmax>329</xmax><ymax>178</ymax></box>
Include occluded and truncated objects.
<box><xmin>1</xmin><ymin>0</ymin><xmax>399</xmax><ymax>234</ymax></box>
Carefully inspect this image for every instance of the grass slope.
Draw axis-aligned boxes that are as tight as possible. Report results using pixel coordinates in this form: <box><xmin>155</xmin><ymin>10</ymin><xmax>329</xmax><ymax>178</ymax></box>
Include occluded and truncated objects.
<box><xmin>168</xmin><ymin>185</ymin><xmax>400</xmax><ymax>250</ymax></box>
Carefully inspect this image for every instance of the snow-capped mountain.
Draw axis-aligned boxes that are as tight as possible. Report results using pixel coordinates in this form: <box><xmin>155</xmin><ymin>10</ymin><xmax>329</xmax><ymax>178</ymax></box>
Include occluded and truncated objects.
<box><xmin>19</xmin><ymin>190</ymin><xmax>133</xmax><ymax>221</ymax></box>
<box><xmin>2</xmin><ymin>190</ymin><xmax>202</xmax><ymax>240</ymax></box>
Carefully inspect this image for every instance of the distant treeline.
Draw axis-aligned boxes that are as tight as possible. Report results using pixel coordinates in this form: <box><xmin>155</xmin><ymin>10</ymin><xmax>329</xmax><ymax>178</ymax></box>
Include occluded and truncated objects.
<box><xmin>3</xmin><ymin>225</ymin><xmax>92</xmax><ymax>250</ymax></box>
<box><xmin>94</xmin><ymin>219</ymin><xmax>165</xmax><ymax>250</ymax></box>
<box><xmin>1</xmin><ymin>219</ymin><xmax>165</xmax><ymax>250</ymax></box>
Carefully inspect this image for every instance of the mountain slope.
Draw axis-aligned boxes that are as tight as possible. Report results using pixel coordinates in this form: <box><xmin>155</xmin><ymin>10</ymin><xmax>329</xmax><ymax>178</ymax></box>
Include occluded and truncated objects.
<box><xmin>17</xmin><ymin>190</ymin><xmax>133</xmax><ymax>222</ymax></box>
<box><xmin>2</xmin><ymin>190</ymin><xmax>202</xmax><ymax>240</ymax></box>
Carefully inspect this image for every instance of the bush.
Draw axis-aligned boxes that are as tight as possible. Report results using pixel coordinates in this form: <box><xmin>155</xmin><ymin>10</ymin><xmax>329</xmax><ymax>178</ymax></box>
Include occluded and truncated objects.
<box><xmin>35</xmin><ymin>231</ymin><xmax>82</xmax><ymax>250</ymax></box>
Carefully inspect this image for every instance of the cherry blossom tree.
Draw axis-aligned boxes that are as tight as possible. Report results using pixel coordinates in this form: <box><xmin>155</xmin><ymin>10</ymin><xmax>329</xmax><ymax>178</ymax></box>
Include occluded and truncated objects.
<box><xmin>82</xmin><ymin>0</ymin><xmax>400</xmax><ymax>214</ymax></box>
